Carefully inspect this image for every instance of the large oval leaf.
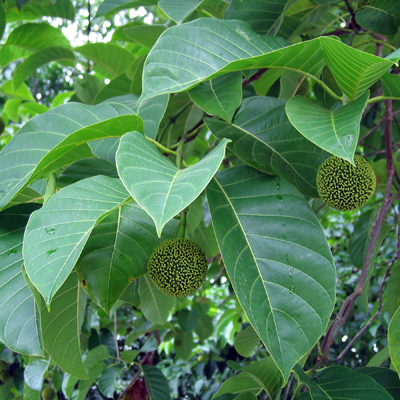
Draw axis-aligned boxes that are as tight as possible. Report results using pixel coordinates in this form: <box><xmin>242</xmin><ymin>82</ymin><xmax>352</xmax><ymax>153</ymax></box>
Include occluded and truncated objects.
<box><xmin>76</xmin><ymin>202</ymin><xmax>179</xmax><ymax>313</ymax></box>
<box><xmin>0</xmin><ymin>98</ymin><xmax>142</xmax><ymax>211</ymax></box>
<box><xmin>116</xmin><ymin>131</ymin><xmax>230</xmax><ymax>236</ymax></box>
<box><xmin>389</xmin><ymin>306</ymin><xmax>400</xmax><ymax>377</ymax></box>
<box><xmin>23</xmin><ymin>176</ymin><xmax>131</xmax><ymax>306</ymax></box>
<box><xmin>206</xmin><ymin>96</ymin><xmax>329</xmax><ymax>198</ymax></box>
<box><xmin>0</xmin><ymin>204</ymin><xmax>43</xmax><ymax>356</ymax></box>
<box><xmin>286</xmin><ymin>91</ymin><xmax>369</xmax><ymax>163</ymax></box>
<box><xmin>206</xmin><ymin>166</ymin><xmax>335</xmax><ymax>381</ymax></box>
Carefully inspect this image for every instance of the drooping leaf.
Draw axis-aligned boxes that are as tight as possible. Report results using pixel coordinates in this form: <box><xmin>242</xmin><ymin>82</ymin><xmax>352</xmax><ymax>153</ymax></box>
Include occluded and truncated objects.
<box><xmin>389</xmin><ymin>306</ymin><xmax>400</xmax><ymax>377</ymax></box>
<box><xmin>159</xmin><ymin>0</ymin><xmax>204</xmax><ymax>24</ymax></box>
<box><xmin>0</xmin><ymin>98</ymin><xmax>142</xmax><ymax>211</ymax></box>
<box><xmin>75</xmin><ymin>43</ymin><xmax>136</xmax><ymax>79</ymax></box>
<box><xmin>116</xmin><ymin>131</ymin><xmax>230</xmax><ymax>236</ymax></box>
<box><xmin>76</xmin><ymin>363</ymin><xmax>107</xmax><ymax>400</ymax></box>
<box><xmin>28</xmin><ymin>270</ymin><xmax>88</xmax><ymax>379</ymax></box>
<box><xmin>0</xmin><ymin>204</ymin><xmax>43</xmax><ymax>356</ymax></box>
<box><xmin>367</xmin><ymin>347</ymin><xmax>390</xmax><ymax>367</ymax></box>
<box><xmin>286</xmin><ymin>91</ymin><xmax>369</xmax><ymax>163</ymax></box>
<box><xmin>98</xmin><ymin>366</ymin><xmax>123</xmax><ymax>398</ymax></box>
<box><xmin>195</xmin><ymin>314</ymin><xmax>214</xmax><ymax>341</ymax></box>
<box><xmin>0</xmin><ymin>45</ymin><xmax>33</xmax><ymax>69</ymax></box>
<box><xmin>189</xmin><ymin>72</ymin><xmax>242</xmax><ymax>122</ymax></box>
<box><xmin>234</xmin><ymin>326</ymin><xmax>260</xmax><ymax>357</ymax></box>
<box><xmin>356</xmin><ymin>0</ymin><xmax>400</xmax><ymax>36</ymax></box>
<box><xmin>206</xmin><ymin>166</ymin><xmax>336</xmax><ymax>381</ymax></box>
<box><xmin>206</xmin><ymin>96</ymin><xmax>329</xmax><ymax>198</ymax></box>
<box><xmin>382</xmin><ymin>73</ymin><xmax>400</xmax><ymax>98</ymax></box>
<box><xmin>76</xmin><ymin>202</ymin><xmax>179</xmax><ymax>313</ymax></box>
<box><xmin>142</xmin><ymin>364</ymin><xmax>171</xmax><ymax>400</ymax></box>
<box><xmin>320</xmin><ymin>37</ymin><xmax>394</xmax><ymax>101</ymax></box>
<box><xmin>296</xmin><ymin>365</ymin><xmax>393</xmax><ymax>400</ymax></box>
<box><xmin>24</xmin><ymin>360</ymin><xmax>50</xmax><ymax>392</ymax></box>
<box><xmin>174</xmin><ymin>331</ymin><xmax>193</xmax><ymax>361</ymax></box>
<box><xmin>139</xmin><ymin>275</ymin><xmax>175</xmax><ymax>325</ymax></box>
<box><xmin>23</xmin><ymin>176</ymin><xmax>131</xmax><ymax>305</ymax></box>
<box><xmin>357</xmin><ymin>367</ymin><xmax>400</xmax><ymax>400</ymax></box>
<box><xmin>12</xmin><ymin>47</ymin><xmax>75</xmax><ymax>89</ymax></box>
<box><xmin>178</xmin><ymin>308</ymin><xmax>200</xmax><ymax>332</ymax></box>
<box><xmin>224</xmin><ymin>0</ymin><xmax>288</xmax><ymax>35</ymax></box>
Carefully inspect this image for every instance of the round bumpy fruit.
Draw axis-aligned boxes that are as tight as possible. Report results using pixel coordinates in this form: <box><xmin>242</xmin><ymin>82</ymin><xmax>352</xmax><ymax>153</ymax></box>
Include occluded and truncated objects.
<box><xmin>147</xmin><ymin>238</ymin><xmax>208</xmax><ymax>298</ymax></box>
<box><xmin>41</xmin><ymin>387</ymin><xmax>56</xmax><ymax>400</ymax></box>
<box><xmin>317</xmin><ymin>155</ymin><xmax>376</xmax><ymax>211</ymax></box>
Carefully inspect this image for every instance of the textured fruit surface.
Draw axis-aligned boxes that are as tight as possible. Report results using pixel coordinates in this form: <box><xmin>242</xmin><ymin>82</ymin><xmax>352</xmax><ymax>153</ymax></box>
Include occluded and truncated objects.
<box><xmin>317</xmin><ymin>155</ymin><xmax>376</xmax><ymax>211</ymax></box>
<box><xmin>147</xmin><ymin>238</ymin><xmax>208</xmax><ymax>297</ymax></box>
<box><xmin>41</xmin><ymin>387</ymin><xmax>56</xmax><ymax>400</ymax></box>
<box><xmin>357</xmin><ymin>0</ymin><xmax>372</xmax><ymax>8</ymax></box>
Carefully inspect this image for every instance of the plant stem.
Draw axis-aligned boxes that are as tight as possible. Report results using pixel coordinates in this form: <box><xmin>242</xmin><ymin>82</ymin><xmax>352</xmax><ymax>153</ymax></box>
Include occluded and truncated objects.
<box><xmin>367</xmin><ymin>96</ymin><xmax>400</xmax><ymax>104</ymax></box>
<box><xmin>145</xmin><ymin>136</ymin><xmax>179</xmax><ymax>156</ymax></box>
<box><xmin>43</xmin><ymin>173</ymin><xmax>57</xmax><ymax>205</ymax></box>
<box><xmin>178</xmin><ymin>209</ymin><xmax>187</xmax><ymax>239</ymax></box>
<box><xmin>176</xmin><ymin>139</ymin><xmax>184</xmax><ymax>169</ymax></box>
<box><xmin>353</xmin><ymin>39</ymin><xmax>397</xmax><ymax>51</ymax></box>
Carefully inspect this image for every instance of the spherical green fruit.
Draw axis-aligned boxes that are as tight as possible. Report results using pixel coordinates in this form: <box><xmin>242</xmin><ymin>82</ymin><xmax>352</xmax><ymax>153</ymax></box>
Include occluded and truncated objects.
<box><xmin>147</xmin><ymin>238</ymin><xmax>208</xmax><ymax>298</ymax></box>
<box><xmin>0</xmin><ymin>371</ymin><xmax>11</xmax><ymax>382</ymax></box>
<box><xmin>357</xmin><ymin>0</ymin><xmax>372</xmax><ymax>9</ymax></box>
<box><xmin>0</xmin><ymin>117</ymin><xmax>5</xmax><ymax>135</ymax></box>
<box><xmin>41</xmin><ymin>387</ymin><xmax>56</xmax><ymax>400</ymax></box>
<box><xmin>317</xmin><ymin>155</ymin><xmax>376</xmax><ymax>211</ymax></box>
<box><xmin>0</xmin><ymin>361</ymin><xmax>8</xmax><ymax>372</ymax></box>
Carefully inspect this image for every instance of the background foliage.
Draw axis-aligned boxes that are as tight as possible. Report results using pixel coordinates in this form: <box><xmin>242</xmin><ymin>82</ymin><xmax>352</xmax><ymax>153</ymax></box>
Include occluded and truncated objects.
<box><xmin>0</xmin><ymin>0</ymin><xmax>400</xmax><ymax>399</ymax></box>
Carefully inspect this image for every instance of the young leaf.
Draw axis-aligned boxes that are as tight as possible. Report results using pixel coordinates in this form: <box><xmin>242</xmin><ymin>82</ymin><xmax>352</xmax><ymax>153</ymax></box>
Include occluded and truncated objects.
<box><xmin>24</xmin><ymin>360</ymin><xmax>50</xmax><ymax>392</ymax></box>
<box><xmin>234</xmin><ymin>326</ymin><xmax>260</xmax><ymax>357</ymax></box>
<box><xmin>206</xmin><ymin>96</ymin><xmax>329</xmax><ymax>198</ymax></box>
<box><xmin>76</xmin><ymin>202</ymin><xmax>179</xmax><ymax>313</ymax></box>
<box><xmin>0</xmin><ymin>204</ymin><xmax>43</xmax><ymax>356</ymax></box>
<box><xmin>116</xmin><ymin>131</ymin><xmax>230</xmax><ymax>236</ymax></box>
<box><xmin>23</xmin><ymin>176</ymin><xmax>131</xmax><ymax>306</ymax></box>
<box><xmin>207</xmin><ymin>166</ymin><xmax>336</xmax><ymax>381</ymax></box>
<box><xmin>286</xmin><ymin>91</ymin><xmax>369</xmax><ymax>163</ymax></box>
<box><xmin>98</xmin><ymin>366</ymin><xmax>123</xmax><ymax>398</ymax></box>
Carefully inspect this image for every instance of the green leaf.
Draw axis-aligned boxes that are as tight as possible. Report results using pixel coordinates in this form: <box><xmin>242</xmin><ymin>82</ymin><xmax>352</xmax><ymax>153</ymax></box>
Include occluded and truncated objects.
<box><xmin>387</xmin><ymin>262</ymin><xmax>400</xmax><ymax>319</ymax></box>
<box><xmin>367</xmin><ymin>347</ymin><xmax>390</xmax><ymax>367</ymax></box>
<box><xmin>75</xmin><ymin>75</ymin><xmax>105</xmax><ymax>105</ymax></box>
<box><xmin>0</xmin><ymin>98</ymin><xmax>142</xmax><ymax>211</ymax></box>
<box><xmin>389</xmin><ymin>306</ymin><xmax>400</xmax><ymax>377</ymax></box>
<box><xmin>142</xmin><ymin>364</ymin><xmax>171</xmax><ymax>400</ymax></box>
<box><xmin>122</xmin><ymin>24</ymin><xmax>166</xmax><ymax>48</ymax></box>
<box><xmin>296</xmin><ymin>365</ymin><xmax>393</xmax><ymax>400</ymax></box>
<box><xmin>23</xmin><ymin>176</ymin><xmax>131</xmax><ymax>305</ymax></box>
<box><xmin>224</xmin><ymin>0</ymin><xmax>288</xmax><ymax>35</ymax></box>
<box><xmin>57</xmin><ymin>158</ymin><xmax>118</xmax><ymax>188</ymax></box>
<box><xmin>319</xmin><ymin>36</ymin><xmax>393</xmax><ymax>101</ymax></box>
<box><xmin>356</xmin><ymin>0</ymin><xmax>400</xmax><ymax>36</ymax></box>
<box><xmin>8</xmin><ymin>0</ymin><xmax>75</xmax><ymax>21</ymax></box>
<box><xmin>189</xmin><ymin>72</ymin><xmax>242</xmax><ymax>122</ymax></box>
<box><xmin>24</xmin><ymin>360</ymin><xmax>49</xmax><ymax>391</ymax></box>
<box><xmin>23</xmin><ymin>384</ymin><xmax>40</xmax><ymax>400</ymax></box>
<box><xmin>195</xmin><ymin>314</ymin><xmax>214</xmax><ymax>341</ymax></box>
<box><xmin>234</xmin><ymin>326</ymin><xmax>260</xmax><ymax>357</ymax></box>
<box><xmin>286</xmin><ymin>91</ymin><xmax>369</xmax><ymax>163</ymax></box>
<box><xmin>92</xmin><ymin>73</ymin><xmax>132</xmax><ymax>104</ymax></box>
<box><xmin>174</xmin><ymin>331</ymin><xmax>193</xmax><ymax>361</ymax></box>
<box><xmin>0</xmin><ymin>204</ymin><xmax>43</xmax><ymax>356</ymax></box>
<box><xmin>12</xmin><ymin>47</ymin><xmax>75</xmax><ymax>89</ymax></box>
<box><xmin>98</xmin><ymin>366</ymin><xmax>123</xmax><ymax>398</ymax></box>
<box><xmin>31</xmin><ymin>271</ymin><xmax>88</xmax><ymax>379</ymax></box>
<box><xmin>75</xmin><ymin>43</ymin><xmax>136</xmax><ymax>79</ymax></box>
<box><xmin>51</xmin><ymin>91</ymin><xmax>74</xmax><ymax>108</ymax></box>
<box><xmin>0</xmin><ymin>45</ymin><xmax>34</xmax><ymax>70</ymax></box>
<box><xmin>116</xmin><ymin>131</ymin><xmax>230</xmax><ymax>236</ymax></box>
<box><xmin>95</xmin><ymin>0</ymin><xmax>158</xmax><ymax>18</ymax></box>
<box><xmin>0</xmin><ymin>3</ymin><xmax>5</xmax><ymax>42</ymax></box>
<box><xmin>139</xmin><ymin>274</ymin><xmax>175</xmax><ymax>324</ymax></box>
<box><xmin>76</xmin><ymin>202</ymin><xmax>179</xmax><ymax>313</ymax></box>
<box><xmin>178</xmin><ymin>308</ymin><xmax>200</xmax><ymax>332</ymax></box>
<box><xmin>206</xmin><ymin>96</ymin><xmax>329</xmax><ymax>198</ymax></box>
<box><xmin>5</xmin><ymin>22</ymin><xmax>71</xmax><ymax>50</ymax></box>
<box><xmin>213</xmin><ymin>357</ymin><xmax>282</xmax><ymax>399</ymax></box>
<box><xmin>357</xmin><ymin>367</ymin><xmax>400</xmax><ymax>400</ymax></box>
<box><xmin>137</xmin><ymin>94</ymin><xmax>169</xmax><ymax>140</ymax></box>
<box><xmin>206</xmin><ymin>166</ymin><xmax>336</xmax><ymax>381</ymax></box>
<box><xmin>159</xmin><ymin>0</ymin><xmax>204</xmax><ymax>24</ymax></box>
<box><xmin>76</xmin><ymin>363</ymin><xmax>107</xmax><ymax>400</ymax></box>
<box><xmin>382</xmin><ymin>73</ymin><xmax>400</xmax><ymax>98</ymax></box>
<box><xmin>1</xmin><ymin>80</ymin><xmax>34</xmax><ymax>101</ymax></box>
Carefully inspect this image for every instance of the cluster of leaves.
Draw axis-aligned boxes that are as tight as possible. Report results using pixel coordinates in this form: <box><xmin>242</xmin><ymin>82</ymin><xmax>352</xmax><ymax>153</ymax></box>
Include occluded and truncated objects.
<box><xmin>0</xmin><ymin>0</ymin><xmax>400</xmax><ymax>399</ymax></box>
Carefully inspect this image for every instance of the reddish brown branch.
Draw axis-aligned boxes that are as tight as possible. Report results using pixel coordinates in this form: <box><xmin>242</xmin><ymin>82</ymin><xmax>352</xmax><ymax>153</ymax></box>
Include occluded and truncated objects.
<box><xmin>317</xmin><ymin>100</ymin><xmax>396</xmax><ymax>366</ymax></box>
